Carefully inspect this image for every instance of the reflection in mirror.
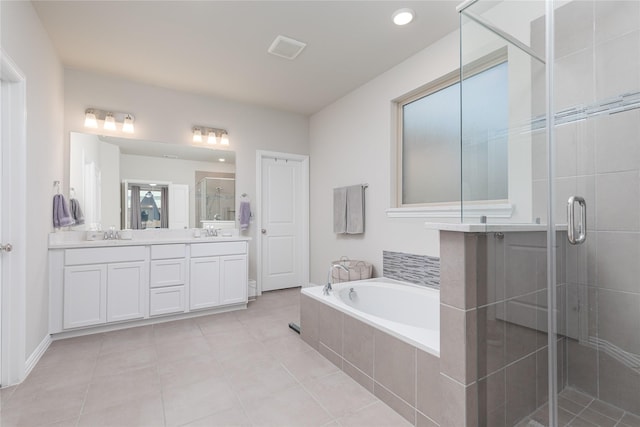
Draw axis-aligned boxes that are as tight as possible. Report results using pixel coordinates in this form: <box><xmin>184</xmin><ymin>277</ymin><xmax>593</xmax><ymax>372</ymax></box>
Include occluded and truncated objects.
<box><xmin>69</xmin><ymin>132</ymin><xmax>235</xmax><ymax>230</ymax></box>
<box><xmin>196</xmin><ymin>174</ymin><xmax>236</xmax><ymax>227</ymax></box>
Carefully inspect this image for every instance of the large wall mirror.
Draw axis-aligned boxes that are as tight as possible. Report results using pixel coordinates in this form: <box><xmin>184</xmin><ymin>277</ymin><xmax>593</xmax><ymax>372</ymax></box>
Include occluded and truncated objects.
<box><xmin>69</xmin><ymin>132</ymin><xmax>235</xmax><ymax>230</ymax></box>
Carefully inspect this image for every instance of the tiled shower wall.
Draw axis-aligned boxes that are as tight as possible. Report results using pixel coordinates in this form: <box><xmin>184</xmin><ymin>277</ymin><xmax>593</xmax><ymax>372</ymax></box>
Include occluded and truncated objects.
<box><xmin>442</xmin><ymin>231</ymin><xmax>567</xmax><ymax>427</ymax></box>
<box><xmin>531</xmin><ymin>1</ymin><xmax>640</xmax><ymax>416</ymax></box>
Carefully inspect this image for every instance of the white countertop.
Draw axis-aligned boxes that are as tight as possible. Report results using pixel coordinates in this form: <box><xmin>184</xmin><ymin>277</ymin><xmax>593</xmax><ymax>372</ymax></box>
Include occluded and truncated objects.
<box><xmin>48</xmin><ymin>230</ymin><xmax>251</xmax><ymax>249</ymax></box>
<box><xmin>424</xmin><ymin>222</ymin><xmax>568</xmax><ymax>232</ymax></box>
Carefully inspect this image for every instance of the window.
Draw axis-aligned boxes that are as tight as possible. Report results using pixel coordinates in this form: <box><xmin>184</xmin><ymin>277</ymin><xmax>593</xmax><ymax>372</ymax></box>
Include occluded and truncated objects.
<box><xmin>396</xmin><ymin>60</ymin><xmax>509</xmax><ymax>209</ymax></box>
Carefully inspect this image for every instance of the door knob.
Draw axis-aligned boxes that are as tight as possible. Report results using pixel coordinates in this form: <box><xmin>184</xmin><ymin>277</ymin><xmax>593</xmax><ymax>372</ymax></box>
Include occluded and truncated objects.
<box><xmin>1</xmin><ymin>243</ymin><xmax>13</xmax><ymax>252</ymax></box>
<box><xmin>261</xmin><ymin>229</ymin><xmax>267</xmax><ymax>234</ymax></box>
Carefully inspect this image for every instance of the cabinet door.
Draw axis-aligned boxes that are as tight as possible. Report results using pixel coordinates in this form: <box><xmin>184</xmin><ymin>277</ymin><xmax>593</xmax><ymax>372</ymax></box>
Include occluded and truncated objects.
<box><xmin>189</xmin><ymin>257</ymin><xmax>220</xmax><ymax>310</ymax></box>
<box><xmin>63</xmin><ymin>264</ymin><xmax>107</xmax><ymax>329</ymax></box>
<box><xmin>107</xmin><ymin>261</ymin><xmax>148</xmax><ymax>322</ymax></box>
<box><xmin>220</xmin><ymin>255</ymin><xmax>248</xmax><ymax>305</ymax></box>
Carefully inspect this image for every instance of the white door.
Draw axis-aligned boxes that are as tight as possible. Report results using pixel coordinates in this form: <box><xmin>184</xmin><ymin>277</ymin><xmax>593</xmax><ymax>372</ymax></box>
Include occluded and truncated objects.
<box><xmin>261</xmin><ymin>157</ymin><xmax>303</xmax><ymax>291</ymax></box>
<box><xmin>169</xmin><ymin>184</ymin><xmax>189</xmax><ymax>229</ymax></box>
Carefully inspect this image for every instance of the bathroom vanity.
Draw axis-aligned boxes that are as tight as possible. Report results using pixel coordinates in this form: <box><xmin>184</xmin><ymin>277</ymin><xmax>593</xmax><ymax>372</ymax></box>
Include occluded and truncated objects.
<box><xmin>48</xmin><ymin>230</ymin><xmax>250</xmax><ymax>337</ymax></box>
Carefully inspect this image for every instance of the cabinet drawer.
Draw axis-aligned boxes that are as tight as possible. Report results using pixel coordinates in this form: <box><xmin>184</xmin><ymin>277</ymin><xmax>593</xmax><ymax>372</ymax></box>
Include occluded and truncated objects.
<box><xmin>150</xmin><ymin>286</ymin><xmax>185</xmax><ymax>316</ymax></box>
<box><xmin>150</xmin><ymin>259</ymin><xmax>186</xmax><ymax>288</ymax></box>
<box><xmin>151</xmin><ymin>244</ymin><xmax>186</xmax><ymax>260</ymax></box>
<box><xmin>190</xmin><ymin>242</ymin><xmax>246</xmax><ymax>258</ymax></box>
<box><xmin>65</xmin><ymin>246</ymin><xmax>147</xmax><ymax>266</ymax></box>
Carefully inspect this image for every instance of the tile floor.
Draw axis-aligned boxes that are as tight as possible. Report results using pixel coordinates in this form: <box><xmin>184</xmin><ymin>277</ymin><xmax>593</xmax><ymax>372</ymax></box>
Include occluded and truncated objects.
<box><xmin>516</xmin><ymin>387</ymin><xmax>640</xmax><ymax>427</ymax></box>
<box><xmin>0</xmin><ymin>288</ymin><xmax>412</xmax><ymax>427</ymax></box>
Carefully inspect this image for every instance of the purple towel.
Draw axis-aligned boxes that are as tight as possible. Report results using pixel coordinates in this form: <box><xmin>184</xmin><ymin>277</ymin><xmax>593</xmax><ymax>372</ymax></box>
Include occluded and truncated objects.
<box><xmin>239</xmin><ymin>200</ymin><xmax>251</xmax><ymax>230</ymax></box>
<box><xmin>53</xmin><ymin>194</ymin><xmax>74</xmax><ymax>228</ymax></box>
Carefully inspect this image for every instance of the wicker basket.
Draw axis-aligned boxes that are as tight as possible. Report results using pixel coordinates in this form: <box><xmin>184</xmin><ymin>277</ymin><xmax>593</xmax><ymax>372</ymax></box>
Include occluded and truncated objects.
<box><xmin>331</xmin><ymin>257</ymin><xmax>373</xmax><ymax>283</ymax></box>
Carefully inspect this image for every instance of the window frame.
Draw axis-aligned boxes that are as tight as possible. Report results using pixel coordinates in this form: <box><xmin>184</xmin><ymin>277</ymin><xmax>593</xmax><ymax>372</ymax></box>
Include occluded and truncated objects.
<box><xmin>391</xmin><ymin>48</ymin><xmax>511</xmax><ymax>217</ymax></box>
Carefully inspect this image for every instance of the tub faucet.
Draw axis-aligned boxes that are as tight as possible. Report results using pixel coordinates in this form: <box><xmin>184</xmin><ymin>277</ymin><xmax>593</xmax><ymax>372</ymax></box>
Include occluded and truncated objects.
<box><xmin>323</xmin><ymin>264</ymin><xmax>349</xmax><ymax>295</ymax></box>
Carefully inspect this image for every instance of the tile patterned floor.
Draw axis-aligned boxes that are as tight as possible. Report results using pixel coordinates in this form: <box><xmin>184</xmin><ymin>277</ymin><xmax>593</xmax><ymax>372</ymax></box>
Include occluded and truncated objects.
<box><xmin>516</xmin><ymin>387</ymin><xmax>640</xmax><ymax>427</ymax></box>
<box><xmin>0</xmin><ymin>288</ymin><xmax>412</xmax><ymax>427</ymax></box>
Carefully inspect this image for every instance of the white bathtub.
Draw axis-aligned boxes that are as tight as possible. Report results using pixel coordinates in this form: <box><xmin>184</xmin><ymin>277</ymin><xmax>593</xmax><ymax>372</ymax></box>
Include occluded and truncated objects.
<box><xmin>302</xmin><ymin>278</ymin><xmax>440</xmax><ymax>356</ymax></box>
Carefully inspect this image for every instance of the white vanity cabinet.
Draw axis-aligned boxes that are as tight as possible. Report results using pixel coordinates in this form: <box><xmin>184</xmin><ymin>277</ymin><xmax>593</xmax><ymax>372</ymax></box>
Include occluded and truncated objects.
<box><xmin>189</xmin><ymin>241</ymin><xmax>248</xmax><ymax>310</ymax></box>
<box><xmin>49</xmin><ymin>237</ymin><xmax>249</xmax><ymax>336</ymax></box>
<box><xmin>58</xmin><ymin>246</ymin><xmax>149</xmax><ymax>330</ymax></box>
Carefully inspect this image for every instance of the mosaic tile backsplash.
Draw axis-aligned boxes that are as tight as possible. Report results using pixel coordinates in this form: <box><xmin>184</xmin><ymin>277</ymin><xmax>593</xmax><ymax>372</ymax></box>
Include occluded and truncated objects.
<box><xmin>382</xmin><ymin>250</ymin><xmax>440</xmax><ymax>288</ymax></box>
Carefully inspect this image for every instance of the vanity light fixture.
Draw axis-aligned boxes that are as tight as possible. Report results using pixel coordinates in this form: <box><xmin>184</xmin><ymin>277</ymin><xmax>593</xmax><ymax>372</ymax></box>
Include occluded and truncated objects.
<box><xmin>84</xmin><ymin>108</ymin><xmax>135</xmax><ymax>133</ymax></box>
<box><xmin>392</xmin><ymin>8</ymin><xmax>415</xmax><ymax>26</ymax></box>
<box><xmin>192</xmin><ymin>126</ymin><xmax>229</xmax><ymax>146</ymax></box>
<box><xmin>193</xmin><ymin>128</ymin><xmax>203</xmax><ymax>143</ymax></box>
<box><xmin>103</xmin><ymin>113</ymin><xmax>116</xmax><ymax>131</ymax></box>
<box><xmin>84</xmin><ymin>110</ymin><xmax>98</xmax><ymax>128</ymax></box>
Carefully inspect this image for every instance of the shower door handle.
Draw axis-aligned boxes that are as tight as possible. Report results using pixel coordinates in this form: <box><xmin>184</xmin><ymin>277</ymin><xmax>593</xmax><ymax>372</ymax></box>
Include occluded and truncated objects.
<box><xmin>567</xmin><ymin>196</ymin><xmax>586</xmax><ymax>245</ymax></box>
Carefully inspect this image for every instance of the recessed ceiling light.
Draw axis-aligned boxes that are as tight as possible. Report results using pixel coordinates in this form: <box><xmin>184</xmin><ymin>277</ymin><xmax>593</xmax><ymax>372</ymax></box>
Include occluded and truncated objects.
<box><xmin>218</xmin><ymin>158</ymin><xmax>226</xmax><ymax>162</ymax></box>
<box><xmin>392</xmin><ymin>8</ymin><xmax>415</xmax><ymax>26</ymax></box>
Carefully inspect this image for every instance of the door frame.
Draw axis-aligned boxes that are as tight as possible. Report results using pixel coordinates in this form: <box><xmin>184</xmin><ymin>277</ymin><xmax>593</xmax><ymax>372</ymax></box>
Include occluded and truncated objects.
<box><xmin>255</xmin><ymin>150</ymin><xmax>309</xmax><ymax>295</ymax></box>
<box><xmin>0</xmin><ymin>49</ymin><xmax>27</xmax><ymax>386</ymax></box>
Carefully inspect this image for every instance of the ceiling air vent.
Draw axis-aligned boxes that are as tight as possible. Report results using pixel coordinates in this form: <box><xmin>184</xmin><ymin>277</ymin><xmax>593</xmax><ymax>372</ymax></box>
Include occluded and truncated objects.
<box><xmin>268</xmin><ymin>35</ymin><xmax>306</xmax><ymax>60</ymax></box>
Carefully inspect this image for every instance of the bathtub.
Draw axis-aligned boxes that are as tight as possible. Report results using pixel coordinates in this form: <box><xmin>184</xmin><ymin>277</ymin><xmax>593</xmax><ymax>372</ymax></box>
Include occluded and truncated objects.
<box><xmin>301</xmin><ymin>278</ymin><xmax>440</xmax><ymax>356</ymax></box>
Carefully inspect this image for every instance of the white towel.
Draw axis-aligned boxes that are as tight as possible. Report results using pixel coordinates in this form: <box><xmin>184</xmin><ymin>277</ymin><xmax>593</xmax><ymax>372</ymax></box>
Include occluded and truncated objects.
<box><xmin>346</xmin><ymin>185</ymin><xmax>365</xmax><ymax>234</ymax></box>
<box><xmin>333</xmin><ymin>187</ymin><xmax>347</xmax><ymax>234</ymax></box>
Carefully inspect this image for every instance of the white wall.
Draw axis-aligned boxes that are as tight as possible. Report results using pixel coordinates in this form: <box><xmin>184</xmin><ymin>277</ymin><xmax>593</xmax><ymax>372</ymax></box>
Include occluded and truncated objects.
<box><xmin>309</xmin><ymin>32</ymin><xmax>459</xmax><ymax>284</ymax></box>
<box><xmin>308</xmin><ymin>2</ymin><xmax>546</xmax><ymax>285</ymax></box>
<box><xmin>64</xmin><ymin>69</ymin><xmax>309</xmax><ymax>281</ymax></box>
<box><xmin>0</xmin><ymin>2</ymin><xmax>64</xmax><ymax>357</ymax></box>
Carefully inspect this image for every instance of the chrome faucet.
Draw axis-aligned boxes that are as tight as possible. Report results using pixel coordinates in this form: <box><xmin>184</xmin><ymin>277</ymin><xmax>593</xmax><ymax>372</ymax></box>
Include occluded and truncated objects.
<box><xmin>323</xmin><ymin>264</ymin><xmax>349</xmax><ymax>295</ymax></box>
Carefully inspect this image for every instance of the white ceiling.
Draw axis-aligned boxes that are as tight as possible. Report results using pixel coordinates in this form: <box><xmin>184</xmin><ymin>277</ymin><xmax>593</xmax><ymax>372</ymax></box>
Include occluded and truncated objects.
<box><xmin>33</xmin><ymin>1</ymin><xmax>461</xmax><ymax>115</ymax></box>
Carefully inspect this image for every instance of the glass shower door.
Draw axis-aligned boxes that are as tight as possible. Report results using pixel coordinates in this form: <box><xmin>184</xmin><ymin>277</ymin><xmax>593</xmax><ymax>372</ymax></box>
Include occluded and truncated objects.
<box><xmin>557</xmin><ymin>1</ymin><xmax>640</xmax><ymax>424</ymax></box>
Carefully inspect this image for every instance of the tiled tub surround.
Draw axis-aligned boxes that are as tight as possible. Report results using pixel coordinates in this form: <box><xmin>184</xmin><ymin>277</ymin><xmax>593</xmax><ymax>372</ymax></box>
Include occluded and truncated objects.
<box><xmin>383</xmin><ymin>250</ymin><xmax>440</xmax><ymax>289</ymax></box>
<box><xmin>301</xmin><ymin>281</ymin><xmax>442</xmax><ymax>427</ymax></box>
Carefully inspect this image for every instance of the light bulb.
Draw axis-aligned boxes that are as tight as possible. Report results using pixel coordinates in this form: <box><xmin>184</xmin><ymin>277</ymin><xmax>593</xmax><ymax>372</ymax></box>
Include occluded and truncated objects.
<box><xmin>220</xmin><ymin>132</ymin><xmax>230</xmax><ymax>146</ymax></box>
<box><xmin>193</xmin><ymin>128</ymin><xmax>202</xmax><ymax>143</ymax></box>
<box><xmin>207</xmin><ymin>130</ymin><xmax>217</xmax><ymax>145</ymax></box>
<box><xmin>392</xmin><ymin>8</ymin><xmax>414</xmax><ymax>26</ymax></box>
<box><xmin>122</xmin><ymin>115</ymin><xmax>135</xmax><ymax>133</ymax></box>
<box><xmin>103</xmin><ymin>113</ymin><xmax>116</xmax><ymax>130</ymax></box>
<box><xmin>84</xmin><ymin>111</ymin><xmax>98</xmax><ymax>128</ymax></box>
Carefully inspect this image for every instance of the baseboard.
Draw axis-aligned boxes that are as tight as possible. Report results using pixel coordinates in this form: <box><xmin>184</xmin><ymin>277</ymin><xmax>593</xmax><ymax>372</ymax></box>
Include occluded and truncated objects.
<box><xmin>24</xmin><ymin>334</ymin><xmax>51</xmax><ymax>378</ymax></box>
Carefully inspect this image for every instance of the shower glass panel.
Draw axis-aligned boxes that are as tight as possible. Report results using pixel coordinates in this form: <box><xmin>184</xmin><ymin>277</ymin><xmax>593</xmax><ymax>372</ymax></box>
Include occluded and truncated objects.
<box><xmin>555</xmin><ymin>0</ymin><xmax>640</xmax><ymax>423</ymax></box>
<box><xmin>461</xmin><ymin>0</ymin><xmax>640</xmax><ymax>426</ymax></box>
<box><xmin>460</xmin><ymin>2</ymin><xmax>557</xmax><ymax>426</ymax></box>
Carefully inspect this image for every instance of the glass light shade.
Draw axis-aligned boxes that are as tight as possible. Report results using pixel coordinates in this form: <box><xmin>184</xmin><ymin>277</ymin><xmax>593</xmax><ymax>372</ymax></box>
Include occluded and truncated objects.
<box><xmin>220</xmin><ymin>132</ymin><xmax>230</xmax><ymax>146</ymax></box>
<box><xmin>193</xmin><ymin>128</ymin><xmax>202</xmax><ymax>143</ymax></box>
<box><xmin>103</xmin><ymin>113</ymin><xmax>116</xmax><ymax>130</ymax></box>
<box><xmin>207</xmin><ymin>131</ymin><xmax>217</xmax><ymax>144</ymax></box>
<box><xmin>122</xmin><ymin>115</ymin><xmax>135</xmax><ymax>133</ymax></box>
<box><xmin>392</xmin><ymin>8</ymin><xmax>414</xmax><ymax>26</ymax></box>
<box><xmin>84</xmin><ymin>111</ymin><xmax>98</xmax><ymax>128</ymax></box>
